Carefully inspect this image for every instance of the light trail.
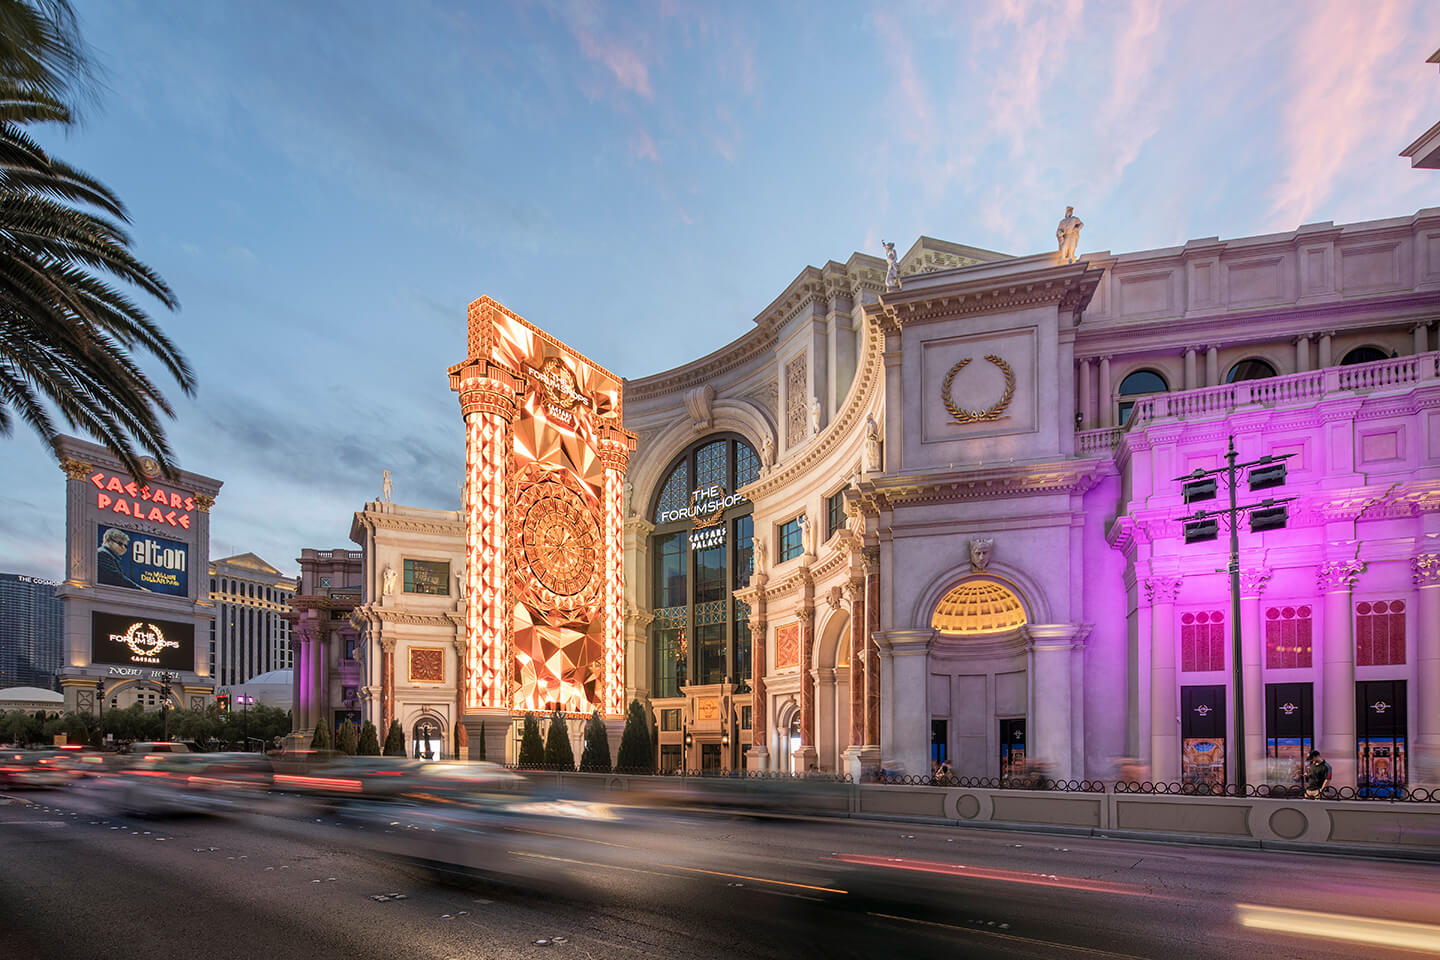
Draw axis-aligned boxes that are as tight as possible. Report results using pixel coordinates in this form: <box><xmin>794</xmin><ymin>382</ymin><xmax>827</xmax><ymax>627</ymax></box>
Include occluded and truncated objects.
<box><xmin>1238</xmin><ymin>903</ymin><xmax>1440</xmax><ymax>953</ymax></box>
<box><xmin>867</xmin><ymin>912</ymin><xmax>1149</xmax><ymax>959</ymax></box>
<box><xmin>830</xmin><ymin>854</ymin><xmax>1159</xmax><ymax>898</ymax></box>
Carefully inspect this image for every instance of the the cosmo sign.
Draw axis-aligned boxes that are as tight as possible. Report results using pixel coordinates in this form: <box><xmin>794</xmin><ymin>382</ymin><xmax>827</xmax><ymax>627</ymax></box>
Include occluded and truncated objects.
<box><xmin>87</xmin><ymin>469</ymin><xmax>197</xmax><ymax>530</ymax></box>
<box><xmin>96</xmin><ymin>524</ymin><xmax>188</xmax><ymax>596</ymax></box>
<box><xmin>91</xmin><ymin>611</ymin><xmax>193</xmax><ymax>670</ymax></box>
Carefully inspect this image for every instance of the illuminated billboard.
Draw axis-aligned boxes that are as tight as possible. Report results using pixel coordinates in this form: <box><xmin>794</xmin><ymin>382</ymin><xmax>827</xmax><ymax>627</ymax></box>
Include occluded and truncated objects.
<box><xmin>96</xmin><ymin>524</ymin><xmax>189</xmax><ymax>596</ymax></box>
<box><xmin>91</xmin><ymin>611</ymin><xmax>194</xmax><ymax>670</ymax></box>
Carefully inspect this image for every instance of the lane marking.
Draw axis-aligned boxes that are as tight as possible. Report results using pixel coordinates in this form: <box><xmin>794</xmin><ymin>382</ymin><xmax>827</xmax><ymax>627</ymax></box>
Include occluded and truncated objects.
<box><xmin>508</xmin><ymin>850</ymin><xmax>684</xmax><ymax>882</ymax></box>
<box><xmin>867</xmin><ymin>912</ymin><xmax>1148</xmax><ymax>959</ymax></box>
<box><xmin>507</xmin><ymin>826</ymin><xmax>630</xmax><ymax>848</ymax></box>
<box><xmin>1238</xmin><ymin>903</ymin><xmax>1440</xmax><ymax>954</ymax></box>
<box><xmin>657</xmin><ymin>863</ymin><xmax>847</xmax><ymax>895</ymax></box>
<box><xmin>832</xmin><ymin>854</ymin><xmax>1157</xmax><ymax>898</ymax></box>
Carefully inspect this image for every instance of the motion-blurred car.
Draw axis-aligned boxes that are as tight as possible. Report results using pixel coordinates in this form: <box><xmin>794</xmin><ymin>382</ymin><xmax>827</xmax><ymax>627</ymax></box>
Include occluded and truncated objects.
<box><xmin>0</xmin><ymin>749</ymin><xmax>80</xmax><ymax>788</ymax></box>
<box><xmin>105</xmin><ymin>753</ymin><xmax>273</xmax><ymax>816</ymax></box>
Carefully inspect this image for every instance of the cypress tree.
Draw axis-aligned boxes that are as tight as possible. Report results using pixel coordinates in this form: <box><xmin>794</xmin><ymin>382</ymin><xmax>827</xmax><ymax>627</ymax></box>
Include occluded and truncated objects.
<box><xmin>517</xmin><ymin>712</ymin><xmax>544</xmax><ymax>766</ymax></box>
<box><xmin>382</xmin><ymin>719</ymin><xmax>405</xmax><ymax>756</ymax></box>
<box><xmin>543</xmin><ymin>710</ymin><xmax>574</xmax><ymax>771</ymax></box>
<box><xmin>310</xmin><ymin>718</ymin><xmax>332</xmax><ymax>751</ymax></box>
<box><xmin>579</xmin><ymin>711</ymin><xmax>611</xmax><ymax>773</ymax></box>
<box><xmin>357</xmin><ymin>720</ymin><xmax>381</xmax><ymax>756</ymax></box>
<box><xmin>477</xmin><ymin>721</ymin><xmax>486</xmax><ymax>761</ymax></box>
<box><xmin>616</xmin><ymin>699</ymin><xmax>654</xmax><ymax>773</ymax></box>
<box><xmin>336</xmin><ymin>718</ymin><xmax>358</xmax><ymax>755</ymax></box>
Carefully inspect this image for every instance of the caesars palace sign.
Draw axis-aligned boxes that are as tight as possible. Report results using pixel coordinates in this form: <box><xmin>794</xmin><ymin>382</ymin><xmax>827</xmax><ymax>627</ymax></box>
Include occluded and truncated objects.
<box><xmin>655</xmin><ymin>483</ymin><xmax>749</xmax><ymax>550</ymax></box>
<box><xmin>87</xmin><ymin>468</ymin><xmax>198</xmax><ymax>530</ymax></box>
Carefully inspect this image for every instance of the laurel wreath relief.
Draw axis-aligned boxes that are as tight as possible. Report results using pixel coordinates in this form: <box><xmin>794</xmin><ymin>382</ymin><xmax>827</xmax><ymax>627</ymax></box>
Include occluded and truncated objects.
<box><xmin>941</xmin><ymin>354</ymin><xmax>1016</xmax><ymax>424</ymax></box>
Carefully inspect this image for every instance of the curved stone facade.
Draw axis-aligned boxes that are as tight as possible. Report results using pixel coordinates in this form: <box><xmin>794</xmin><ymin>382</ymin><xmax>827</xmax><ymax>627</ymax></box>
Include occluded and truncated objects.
<box><xmin>622</xmin><ymin>210</ymin><xmax>1440</xmax><ymax>790</ymax></box>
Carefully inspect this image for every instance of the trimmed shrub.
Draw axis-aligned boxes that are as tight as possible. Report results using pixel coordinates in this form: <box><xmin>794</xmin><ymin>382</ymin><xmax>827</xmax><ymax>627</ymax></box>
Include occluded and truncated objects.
<box><xmin>357</xmin><ymin>720</ymin><xmax>381</xmax><ymax>756</ymax></box>
<box><xmin>616</xmin><ymin>699</ymin><xmax>654</xmax><ymax>773</ymax></box>
<box><xmin>336</xmin><ymin>718</ymin><xmax>358</xmax><ymax>755</ymax></box>
<box><xmin>517</xmin><ymin>712</ymin><xmax>544</xmax><ymax>766</ymax></box>
<box><xmin>579</xmin><ymin>711</ymin><xmax>611</xmax><ymax>773</ymax></box>
<box><xmin>310</xmin><ymin>717</ymin><xmax>332</xmax><ymax>751</ymax></box>
<box><xmin>382</xmin><ymin>719</ymin><xmax>405</xmax><ymax>756</ymax></box>
<box><xmin>544</xmin><ymin>710</ymin><xmax>575</xmax><ymax>771</ymax></box>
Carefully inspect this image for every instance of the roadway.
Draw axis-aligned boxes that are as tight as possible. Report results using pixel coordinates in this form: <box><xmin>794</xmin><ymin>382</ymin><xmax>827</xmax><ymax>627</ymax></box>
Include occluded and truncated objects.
<box><xmin>1</xmin><ymin>787</ymin><xmax>1436</xmax><ymax>959</ymax></box>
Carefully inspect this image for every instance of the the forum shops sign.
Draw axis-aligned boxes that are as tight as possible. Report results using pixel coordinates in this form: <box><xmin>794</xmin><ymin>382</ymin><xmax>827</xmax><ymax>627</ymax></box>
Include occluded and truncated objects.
<box><xmin>654</xmin><ymin>484</ymin><xmax>748</xmax><ymax>550</ymax></box>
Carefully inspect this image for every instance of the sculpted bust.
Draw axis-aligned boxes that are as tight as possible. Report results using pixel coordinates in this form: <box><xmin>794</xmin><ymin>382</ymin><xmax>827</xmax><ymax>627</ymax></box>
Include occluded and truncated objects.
<box><xmin>382</xmin><ymin>565</ymin><xmax>397</xmax><ymax>597</ymax></box>
<box><xmin>969</xmin><ymin>537</ymin><xmax>993</xmax><ymax>571</ymax></box>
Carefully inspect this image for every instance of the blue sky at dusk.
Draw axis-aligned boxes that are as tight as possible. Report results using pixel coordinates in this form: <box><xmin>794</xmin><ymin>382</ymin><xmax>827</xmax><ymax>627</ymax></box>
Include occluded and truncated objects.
<box><xmin>4</xmin><ymin>0</ymin><xmax>1439</xmax><ymax>579</ymax></box>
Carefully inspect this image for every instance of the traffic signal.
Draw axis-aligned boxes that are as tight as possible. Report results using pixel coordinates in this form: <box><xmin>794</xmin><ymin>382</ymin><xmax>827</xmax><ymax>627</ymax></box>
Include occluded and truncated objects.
<box><xmin>216</xmin><ymin>694</ymin><xmax>230</xmax><ymax>714</ymax></box>
<box><xmin>1184</xmin><ymin>518</ymin><xmax>1219</xmax><ymax>543</ymax></box>
<box><xmin>1249</xmin><ymin>458</ymin><xmax>1287</xmax><ymax>491</ymax></box>
<box><xmin>1250</xmin><ymin>502</ymin><xmax>1288</xmax><ymax>533</ymax></box>
<box><xmin>1182</xmin><ymin>475</ymin><xmax>1217</xmax><ymax>503</ymax></box>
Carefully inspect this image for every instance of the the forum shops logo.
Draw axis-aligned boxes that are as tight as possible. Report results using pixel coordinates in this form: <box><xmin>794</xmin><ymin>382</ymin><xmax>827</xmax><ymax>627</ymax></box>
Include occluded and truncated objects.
<box><xmin>108</xmin><ymin>620</ymin><xmax>180</xmax><ymax>665</ymax></box>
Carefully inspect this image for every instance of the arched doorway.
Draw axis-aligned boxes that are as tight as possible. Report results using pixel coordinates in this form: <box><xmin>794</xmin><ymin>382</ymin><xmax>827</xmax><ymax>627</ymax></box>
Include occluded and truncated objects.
<box><xmin>929</xmin><ymin>577</ymin><xmax>1030</xmax><ymax>779</ymax></box>
<box><xmin>813</xmin><ymin>611</ymin><xmax>851</xmax><ymax>772</ymax></box>
<box><xmin>412</xmin><ymin>717</ymin><xmax>442</xmax><ymax>760</ymax></box>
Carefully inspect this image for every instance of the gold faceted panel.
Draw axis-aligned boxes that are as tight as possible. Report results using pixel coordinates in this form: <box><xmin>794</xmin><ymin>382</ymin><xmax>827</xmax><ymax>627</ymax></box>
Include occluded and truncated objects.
<box><xmin>455</xmin><ymin>297</ymin><xmax>632</xmax><ymax>719</ymax></box>
<box><xmin>511</xmin><ymin>601</ymin><xmax>605</xmax><ymax>714</ymax></box>
<box><xmin>932</xmin><ymin>579</ymin><xmax>1028</xmax><ymax>636</ymax></box>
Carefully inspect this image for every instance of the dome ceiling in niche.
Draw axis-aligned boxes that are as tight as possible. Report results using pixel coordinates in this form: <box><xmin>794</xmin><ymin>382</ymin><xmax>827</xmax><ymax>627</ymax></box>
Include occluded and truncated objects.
<box><xmin>932</xmin><ymin>580</ymin><xmax>1027</xmax><ymax>636</ymax></box>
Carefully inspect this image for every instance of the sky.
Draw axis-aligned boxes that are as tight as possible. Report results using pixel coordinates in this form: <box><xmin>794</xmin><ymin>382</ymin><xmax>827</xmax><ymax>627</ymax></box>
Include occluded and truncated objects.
<box><xmin>3</xmin><ymin>0</ymin><xmax>1439</xmax><ymax>580</ymax></box>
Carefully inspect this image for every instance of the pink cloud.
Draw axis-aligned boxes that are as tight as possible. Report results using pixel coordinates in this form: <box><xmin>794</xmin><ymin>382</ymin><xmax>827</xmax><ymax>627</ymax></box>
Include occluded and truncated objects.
<box><xmin>553</xmin><ymin>0</ymin><xmax>655</xmax><ymax>100</ymax></box>
<box><xmin>631</xmin><ymin>128</ymin><xmax>660</xmax><ymax>162</ymax></box>
<box><xmin>1268</xmin><ymin>0</ymin><xmax>1419</xmax><ymax>227</ymax></box>
<box><xmin>873</xmin><ymin>8</ymin><xmax>934</xmax><ymax>138</ymax></box>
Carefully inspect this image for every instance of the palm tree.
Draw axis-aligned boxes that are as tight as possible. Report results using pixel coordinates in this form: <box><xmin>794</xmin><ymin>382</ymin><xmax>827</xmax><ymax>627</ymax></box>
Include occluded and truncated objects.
<box><xmin>0</xmin><ymin>0</ymin><xmax>189</xmax><ymax>479</ymax></box>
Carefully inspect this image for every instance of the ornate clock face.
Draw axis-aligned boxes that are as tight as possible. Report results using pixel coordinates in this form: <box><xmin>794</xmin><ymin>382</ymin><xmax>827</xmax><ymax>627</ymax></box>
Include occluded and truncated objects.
<box><xmin>519</xmin><ymin>480</ymin><xmax>600</xmax><ymax>600</ymax></box>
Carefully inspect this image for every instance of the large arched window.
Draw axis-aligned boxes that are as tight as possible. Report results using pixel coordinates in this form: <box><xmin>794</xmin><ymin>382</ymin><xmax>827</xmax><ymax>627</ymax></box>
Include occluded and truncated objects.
<box><xmin>1226</xmin><ymin>358</ymin><xmax>1277</xmax><ymax>382</ymax></box>
<box><xmin>649</xmin><ymin>435</ymin><xmax>759</xmax><ymax>697</ymax></box>
<box><xmin>1117</xmin><ymin>369</ymin><xmax>1168</xmax><ymax>425</ymax></box>
<box><xmin>1341</xmin><ymin>346</ymin><xmax>1388</xmax><ymax>366</ymax></box>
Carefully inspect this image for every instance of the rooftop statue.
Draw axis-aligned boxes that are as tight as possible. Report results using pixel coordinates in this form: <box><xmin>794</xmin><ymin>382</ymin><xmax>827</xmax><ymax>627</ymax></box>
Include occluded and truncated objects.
<box><xmin>1056</xmin><ymin>206</ymin><xmax>1084</xmax><ymax>264</ymax></box>
<box><xmin>381</xmin><ymin>469</ymin><xmax>393</xmax><ymax>502</ymax></box>
<box><xmin>882</xmin><ymin>240</ymin><xmax>902</xmax><ymax>290</ymax></box>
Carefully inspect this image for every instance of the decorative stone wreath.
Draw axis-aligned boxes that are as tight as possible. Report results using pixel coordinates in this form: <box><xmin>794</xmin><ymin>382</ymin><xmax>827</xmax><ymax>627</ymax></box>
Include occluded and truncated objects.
<box><xmin>941</xmin><ymin>354</ymin><xmax>1016</xmax><ymax>424</ymax></box>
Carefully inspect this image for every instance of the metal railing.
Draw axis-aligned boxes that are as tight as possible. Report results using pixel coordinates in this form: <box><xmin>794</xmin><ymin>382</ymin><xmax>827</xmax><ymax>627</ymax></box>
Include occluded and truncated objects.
<box><xmin>1075</xmin><ymin>350</ymin><xmax>1440</xmax><ymax>452</ymax></box>
<box><xmin>508</xmin><ymin>764</ymin><xmax>1438</xmax><ymax>801</ymax></box>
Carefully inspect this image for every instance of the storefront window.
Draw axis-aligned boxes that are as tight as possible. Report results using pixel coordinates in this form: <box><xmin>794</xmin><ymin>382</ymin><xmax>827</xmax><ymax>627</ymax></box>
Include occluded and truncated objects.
<box><xmin>648</xmin><ymin>434</ymin><xmax>758</xmax><ymax>693</ymax></box>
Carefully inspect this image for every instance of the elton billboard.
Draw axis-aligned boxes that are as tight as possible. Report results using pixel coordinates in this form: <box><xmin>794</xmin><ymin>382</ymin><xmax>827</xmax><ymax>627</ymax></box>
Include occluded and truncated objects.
<box><xmin>96</xmin><ymin>525</ymin><xmax>189</xmax><ymax>596</ymax></box>
<box><xmin>91</xmin><ymin>611</ymin><xmax>194</xmax><ymax>670</ymax></box>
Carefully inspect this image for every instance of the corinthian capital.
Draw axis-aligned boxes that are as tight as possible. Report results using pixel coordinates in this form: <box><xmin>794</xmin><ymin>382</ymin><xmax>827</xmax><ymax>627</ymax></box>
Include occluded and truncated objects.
<box><xmin>1144</xmin><ymin>575</ymin><xmax>1183</xmax><ymax>604</ymax></box>
<box><xmin>1413</xmin><ymin>553</ymin><xmax>1440</xmax><ymax>587</ymax></box>
<box><xmin>59</xmin><ymin>457</ymin><xmax>92</xmax><ymax>481</ymax></box>
<box><xmin>1317</xmin><ymin>559</ymin><xmax>1365</xmax><ymax>592</ymax></box>
<box><xmin>1239</xmin><ymin>568</ymin><xmax>1272</xmax><ymax>596</ymax></box>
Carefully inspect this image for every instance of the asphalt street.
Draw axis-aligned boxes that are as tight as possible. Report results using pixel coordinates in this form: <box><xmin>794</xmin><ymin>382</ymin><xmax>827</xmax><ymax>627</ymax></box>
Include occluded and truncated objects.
<box><xmin>2</xmin><ymin>787</ymin><xmax>1437</xmax><ymax>960</ymax></box>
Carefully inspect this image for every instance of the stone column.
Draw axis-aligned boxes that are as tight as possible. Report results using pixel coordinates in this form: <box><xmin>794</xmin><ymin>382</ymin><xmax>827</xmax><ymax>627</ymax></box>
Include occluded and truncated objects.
<box><xmin>1318</xmin><ymin>332</ymin><xmax>1333</xmax><ymax>368</ymax></box>
<box><xmin>794</xmin><ymin>603</ymin><xmax>818</xmax><ymax>771</ymax></box>
<box><xmin>1026</xmin><ymin>624</ymin><xmax>1086</xmax><ymax>781</ymax></box>
<box><xmin>1205</xmin><ymin>345</ymin><xmax>1219</xmax><ymax>386</ymax></box>
<box><xmin>1183</xmin><ymin>347</ymin><xmax>1198</xmax><ymax>390</ymax></box>
<box><xmin>453</xmin><ymin>371</ymin><xmax>517</xmax><ymax>751</ymax></box>
<box><xmin>598</xmin><ymin>427</ymin><xmax>634</xmax><ymax>718</ymax></box>
<box><xmin>1078</xmin><ymin>358</ymin><xmax>1093</xmax><ymax>429</ymax></box>
<box><xmin>1295</xmin><ymin>336</ymin><xmax>1311</xmax><ymax>373</ymax></box>
<box><xmin>875</xmin><ymin>629</ymin><xmax>931</xmax><ymax>776</ymax></box>
<box><xmin>1098</xmin><ymin>356</ymin><xmax>1113</xmax><ymax>428</ymax></box>
<box><xmin>378</xmin><ymin>634</ymin><xmax>395</xmax><ymax>736</ymax></box>
<box><xmin>846</xmin><ymin>576</ymin><xmax>865</xmax><ymax>748</ymax></box>
<box><xmin>747</xmin><ymin>568</ymin><xmax>769</xmax><ymax>770</ymax></box>
<box><xmin>1414</xmin><ymin>324</ymin><xmax>1430</xmax><ymax>356</ymax></box>
<box><xmin>864</xmin><ymin>551</ymin><xmax>881</xmax><ymax>747</ymax></box>
<box><xmin>1240</xmin><ymin>568</ymin><xmax>1272</xmax><ymax>784</ymax></box>
<box><xmin>1413</xmin><ymin>553</ymin><xmax>1440</xmax><ymax>785</ymax></box>
<box><xmin>1318</xmin><ymin>559</ymin><xmax>1365</xmax><ymax>789</ymax></box>
<box><xmin>1146</xmin><ymin>576</ymin><xmax>1183</xmax><ymax>781</ymax></box>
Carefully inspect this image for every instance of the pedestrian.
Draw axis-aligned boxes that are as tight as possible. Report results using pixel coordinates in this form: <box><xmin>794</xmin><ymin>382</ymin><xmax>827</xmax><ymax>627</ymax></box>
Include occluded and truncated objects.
<box><xmin>933</xmin><ymin>760</ymin><xmax>952</xmax><ymax>782</ymax></box>
<box><xmin>1304</xmin><ymin>749</ymin><xmax>1331</xmax><ymax>798</ymax></box>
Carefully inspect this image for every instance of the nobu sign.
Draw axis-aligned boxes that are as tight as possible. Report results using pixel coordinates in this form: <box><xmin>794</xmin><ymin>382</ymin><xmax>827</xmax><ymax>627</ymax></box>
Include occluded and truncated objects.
<box><xmin>88</xmin><ymin>469</ymin><xmax>196</xmax><ymax>530</ymax></box>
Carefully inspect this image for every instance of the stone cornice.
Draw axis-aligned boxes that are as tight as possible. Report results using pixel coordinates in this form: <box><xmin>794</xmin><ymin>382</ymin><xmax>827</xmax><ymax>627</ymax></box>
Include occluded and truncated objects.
<box><xmin>739</xmin><ymin>313</ymin><xmax>883</xmax><ymax>501</ymax></box>
<box><xmin>857</xmin><ymin>459</ymin><xmax>1113</xmax><ymax>514</ymax></box>
<box><xmin>352</xmin><ymin>509</ymin><xmax>464</xmax><ymax>539</ymax></box>
<box><xmin>864</xmin><ymin>259</ymin><xmax>1103</xmax><ymax>330</ymax></box>
<box><xmin>353</xmin><ymin>602</ymin><xmax>460</xmax><ymax>629</ymax></box>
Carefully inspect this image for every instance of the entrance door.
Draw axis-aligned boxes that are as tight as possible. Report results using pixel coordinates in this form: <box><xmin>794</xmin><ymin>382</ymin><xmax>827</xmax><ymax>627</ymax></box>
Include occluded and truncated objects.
<box><xmin>1356</xmin><ymin>679</ymin><xmax>1407</xmax><ymax>797</ymax></box>
<box><xmin>701</xmin><ymin>742</ymin><xmax>722</xmax><ymax>772</ymax></box>
<box><xmin>931</xmin><ymin>719</ymin><xmax>949</xmax><ymax>772</ymax></box>
<box><xmin>999</xmin><ymin>718</ymin><xmax>1026</xmax><ymax>780</ymax></box>
<box><xmin>1265</xmin><ymin>682</ymin><xmax>1313</xmax><ymax>787</ymax></box>
<box><xmin>1181</xmin><ymin>685</ymin><xmax>1226</xmax><ymax>788</ymax></box>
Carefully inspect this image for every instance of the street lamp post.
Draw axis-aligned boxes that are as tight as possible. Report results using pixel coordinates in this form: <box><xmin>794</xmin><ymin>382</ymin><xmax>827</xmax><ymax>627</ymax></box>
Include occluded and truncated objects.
<box><xmin>1175</xmin><ymin>435</ymin><xmax>1294</xmax><ymax>790</ymax></box>
<box><xmin>157</xmin><ymin>671</ymin><xmax>178</xmax><ymax>742</ymax></box>
<box><xmin>236</xmin><ymin>694</ymin><xmax>255</xmax><ymax>751</ymax></box>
